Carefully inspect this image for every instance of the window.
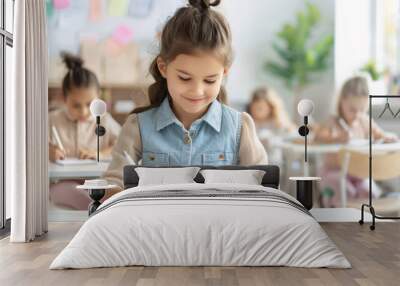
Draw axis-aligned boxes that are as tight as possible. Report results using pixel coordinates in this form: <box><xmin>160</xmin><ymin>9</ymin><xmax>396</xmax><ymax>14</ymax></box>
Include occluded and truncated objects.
<box><xmin>1</xmin><ymin>0</ymin><xmax>14</xmax><ymax>233</ymax></box>
<box><xmin>375</xmin><ymin>0</ymin><xmax>400</xmax><ymax>93</ymax></box>
<box><xmin>335</xmin><ymin>0</ymin><xmax>400</xmax><ymax>103</ymax></box>
<box><xmin>5</xmin><ymin>0</ymin><xmax>13</xmax><ymax>33</ymax></box>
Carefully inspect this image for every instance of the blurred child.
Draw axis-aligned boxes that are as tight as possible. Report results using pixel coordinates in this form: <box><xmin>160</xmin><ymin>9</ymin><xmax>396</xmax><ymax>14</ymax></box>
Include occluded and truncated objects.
<box><xmin>246</xmin><ymin>86</ymin><xmax>295</xmax><ymax>164</ymax></box>
<box><xmin>49</xmin><ymin>52</ymin><xmax>121</xmax><ymax>210</ymax></box>
<box><xmin>247</xmin><ymin>86</ymin><xmax>295</xmax><ymax>133</ymax></box>
<box><xmin>315</xmin><ymin>76</ymin><xmax>397</xmax><ymax>207</ymax></box>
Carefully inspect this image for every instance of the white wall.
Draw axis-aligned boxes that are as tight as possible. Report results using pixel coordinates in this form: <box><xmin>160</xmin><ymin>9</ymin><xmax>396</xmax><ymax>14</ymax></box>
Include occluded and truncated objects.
<box><xmin>222</xmin><ymin>0</ymin><xmax>335</xmax><ymax>121</ymax></box>
<box><xmin>334</xmin><ymin>0</ymin><xmax>372</xmax><ymax>89</ymax></box>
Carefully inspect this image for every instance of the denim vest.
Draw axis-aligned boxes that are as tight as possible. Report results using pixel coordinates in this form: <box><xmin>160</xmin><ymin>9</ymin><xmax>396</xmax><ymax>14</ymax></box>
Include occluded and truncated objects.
<box><xmin>137</xmin><ymin>97</ymin><xmax>242</xmax><ymax>166</ymax></box>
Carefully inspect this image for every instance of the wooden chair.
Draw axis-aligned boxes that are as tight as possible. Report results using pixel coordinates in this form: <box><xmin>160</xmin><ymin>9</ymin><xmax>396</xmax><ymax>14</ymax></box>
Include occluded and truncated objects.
<box><xmin>339</xmin><ymin>149</ymin><xmax>400</xmax><ymax>215</ymax></box>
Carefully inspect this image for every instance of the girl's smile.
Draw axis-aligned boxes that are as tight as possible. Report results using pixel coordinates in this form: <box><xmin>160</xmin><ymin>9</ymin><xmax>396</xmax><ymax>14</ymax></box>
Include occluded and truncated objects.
<box><xmin>182</xmin><ymin>95</ymin><xmax>209</xmax><ymax>104</ymax></box>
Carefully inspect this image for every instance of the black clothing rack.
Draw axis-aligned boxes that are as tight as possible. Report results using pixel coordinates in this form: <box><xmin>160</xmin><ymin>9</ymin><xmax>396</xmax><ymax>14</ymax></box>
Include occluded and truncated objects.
<box><xmin>359</xmin><ymin>95</ymin><xmax>400</xmax><ymax>230</ymax></box>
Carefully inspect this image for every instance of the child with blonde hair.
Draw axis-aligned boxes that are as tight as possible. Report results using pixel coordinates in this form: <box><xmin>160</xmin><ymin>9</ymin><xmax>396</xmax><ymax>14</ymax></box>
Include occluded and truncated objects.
<box><xmin>246</xmin><ymin>86</ymin><xmax>295</xmax><ymax>164</ymax></box>
<box><xmin>315</xmin><ymin>76</ymin><xmax>397</xmax><ymax>207</ymax></box>
<box><xmin>247</xmin><ymin>86</ymin><xmax>295</xmax><ymax>133</ymax></box>
<box><xmin>103</xmin><ymin>0</ymin><xmax>268</xmax><ymax>196</ymax></box>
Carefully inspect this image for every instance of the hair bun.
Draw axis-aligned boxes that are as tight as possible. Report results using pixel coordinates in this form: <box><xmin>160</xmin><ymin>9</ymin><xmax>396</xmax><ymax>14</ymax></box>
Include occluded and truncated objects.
<box><xmin>61</xmin><ymin>51</ymin><xmax>84</xmax><ymax>71</ymax></box>
<box><xmin>188</xmin><ymin>0</ymin><xmax>221</xmax><ymax>11</ymax></box>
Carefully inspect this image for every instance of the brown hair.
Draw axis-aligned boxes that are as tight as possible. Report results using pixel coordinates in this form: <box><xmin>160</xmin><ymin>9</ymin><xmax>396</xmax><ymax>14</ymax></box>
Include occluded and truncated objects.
<box><xmin>61</xmin><ymin>52</ymin><xmax>100</xmax><ymax>98</ymax></box>
<box><xmin>337</xmin><ymin>76</ymin><xmax>369</xmax><ymax>117</ymax></box>
<box><xmin>133</xmin><ymin>0</ymin><xmax>233</xmax><ymax>113</ymax></box>
<box><xmin>246</xmin><ymin>86</ymin><xmax>295</xmax><ymax>131</ymax></box>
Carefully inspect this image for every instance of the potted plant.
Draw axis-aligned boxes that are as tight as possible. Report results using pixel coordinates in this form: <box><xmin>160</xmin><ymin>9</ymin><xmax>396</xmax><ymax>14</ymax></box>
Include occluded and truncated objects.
<box><xmin>265</xmin><ymin>1</ymin><xmax>334</xmax><ymax>122</ymax></box>
<box><xmin>360</xmin><ymin>60</ymin><xmax>386</xmax><ymax>95</ymax></box>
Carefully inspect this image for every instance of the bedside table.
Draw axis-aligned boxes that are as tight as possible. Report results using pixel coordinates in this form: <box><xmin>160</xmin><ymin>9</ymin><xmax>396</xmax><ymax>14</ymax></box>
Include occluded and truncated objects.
<box><xmin>289</xmin><ymin>177</ymin><xmax>321</xmax><ymax>210</ymax></box>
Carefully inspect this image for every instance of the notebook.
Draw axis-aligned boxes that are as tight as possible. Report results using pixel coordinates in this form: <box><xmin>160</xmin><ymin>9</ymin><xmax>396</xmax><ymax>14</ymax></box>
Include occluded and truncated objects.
<box><xmin>55</xmin><ymin>158</ymin><xmax>97</xmax><ymax>166</ymax></box>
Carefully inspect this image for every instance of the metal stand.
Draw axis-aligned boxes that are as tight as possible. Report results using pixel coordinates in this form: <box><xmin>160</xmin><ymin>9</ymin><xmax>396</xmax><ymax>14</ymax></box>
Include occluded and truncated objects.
<box><xmin>359</xmin><ymin>95</ymin><xmax>400</xmax><ymax>230</ymax></box>
<box><xmin>94</xmin><ymin>116</ymin><xmax>106</xmax><ymax>163</ymax></box>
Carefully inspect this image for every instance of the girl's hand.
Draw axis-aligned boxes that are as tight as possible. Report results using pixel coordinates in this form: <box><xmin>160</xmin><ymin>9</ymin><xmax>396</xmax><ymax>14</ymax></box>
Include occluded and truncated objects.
<box><xmin>79</xmin><ymin>148</ymin><xmax>97</xmax><ymax>160</ymax></box>
<box><xmin>49</xmin><ymin>143</ymin><xmax>65</xmax><ymax>162</ymax></box>
<box><xmin>384</xmin><ymin>134</ymin><xmax>398</xmax><ymax>143</ymax></box>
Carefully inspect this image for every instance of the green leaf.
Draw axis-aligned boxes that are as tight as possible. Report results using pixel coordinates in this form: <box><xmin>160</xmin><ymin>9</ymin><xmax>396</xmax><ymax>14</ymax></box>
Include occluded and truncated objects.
<box><xmin>305</xmin><ymin>2</ymin><xmax>320</xmax><ymax>25</ymax></box>
<box><xmin>360</xmin><ymin>60</ymin><xmax>382</xmax><ymax>80</ymax></box>
<box><xmin>305</xmin><ymin>50</ymin><xmax>316</xmax><ymax>66</ymax></box>
<box><xmin>264</xmin><ymin>0</ymin><xmax>333</xmax><ymax>93</ymax></box>
<box><xmin>264</xmin><ymin>62</ymin><xmax>294</xmax><ymax>87</ymax></box>
<box><xmin>271</xmin><ymin>42</ymin><xmax>294</xmax><ymax>63</ymax></box>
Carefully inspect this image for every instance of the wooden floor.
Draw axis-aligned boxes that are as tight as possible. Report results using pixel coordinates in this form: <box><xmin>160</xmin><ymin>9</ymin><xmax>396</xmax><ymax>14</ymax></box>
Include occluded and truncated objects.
<box><xmin>0</xmin><ymin>222</ymin><xmax>399</xmax><ymax>286</ymax></box>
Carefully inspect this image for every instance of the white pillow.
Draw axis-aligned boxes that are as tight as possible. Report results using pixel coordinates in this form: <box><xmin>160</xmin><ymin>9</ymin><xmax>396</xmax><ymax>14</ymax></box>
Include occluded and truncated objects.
<box><xmin>200</xmin><ymin>169</ymin><xmax>266</xmax><ymax>185</ymax></box>
<box><xmin>135</xmin><ymin>167</ymin><xmax>201</xmax><ymax>186</ymax></box>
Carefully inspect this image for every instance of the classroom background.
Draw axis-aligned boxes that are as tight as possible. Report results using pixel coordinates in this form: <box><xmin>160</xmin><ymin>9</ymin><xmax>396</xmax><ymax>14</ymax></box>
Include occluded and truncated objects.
<box><xmin>46</xmin><ymin>0</ymin><xmax>400</xmax><ymax>214</ymax></box>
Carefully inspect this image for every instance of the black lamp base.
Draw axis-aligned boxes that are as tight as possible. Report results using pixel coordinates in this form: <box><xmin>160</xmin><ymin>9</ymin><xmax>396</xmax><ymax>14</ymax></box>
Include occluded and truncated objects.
<box><xmin>290</xmin><ymin>177</ymin><xmax>321</xmax><ymax>210</ymax></box>
<box><xmin>88</xmin><ymin>189</ymin><xmax>105</xmax><ymax>216</ymax></box>
<box><xmin>296</xmin><ymin>180</ymin><xmax>313</xmax><ymax>210</ymax></box>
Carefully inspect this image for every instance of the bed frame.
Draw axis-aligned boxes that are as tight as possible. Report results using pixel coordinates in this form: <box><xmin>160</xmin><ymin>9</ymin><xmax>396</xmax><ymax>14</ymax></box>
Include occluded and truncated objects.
<box><xmin>123</xmin><ymin>165</ymin><xmax>280</xmax><ymax>189</ymax></box>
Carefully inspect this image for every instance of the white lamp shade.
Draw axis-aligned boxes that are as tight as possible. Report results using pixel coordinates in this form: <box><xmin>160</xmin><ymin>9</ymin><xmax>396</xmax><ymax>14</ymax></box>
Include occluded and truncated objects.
<box><xmin>297</xmin><ymin>99</ymin><xmax>314</xmax><ymax>116</ymax></box>
<box><xmin>90</xmin><ymin>99</ymin><xmax>107</xmax><ymax>117</ymax></box>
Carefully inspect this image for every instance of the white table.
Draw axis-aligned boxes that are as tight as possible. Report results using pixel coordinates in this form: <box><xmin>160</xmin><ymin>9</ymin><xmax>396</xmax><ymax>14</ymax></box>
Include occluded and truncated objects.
<box><xmin>279</xmin><ymin>140</ymin><xmax>400</xmax><ymax>205</ymax></box>
<box><xmin>280</xmin><ymin>140</ymin><xmax>400</xmax><ymax>155</ymax></box>
<box><xmin>48</xmin><ymin>162</ymin><xmax>109</xmax><ymax>180</ymax></box>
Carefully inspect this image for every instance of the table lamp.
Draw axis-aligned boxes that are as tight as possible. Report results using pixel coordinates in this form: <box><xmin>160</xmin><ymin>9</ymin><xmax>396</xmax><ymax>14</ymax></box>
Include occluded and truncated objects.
<box><xmin>90</xmin><ymin>99</ymin><xmax>107</xmax><ymax>162</ymax></box>
<box><xmin>297</xmin><ymin>99</ymin><xmax>314</xmax><ymax>163</ymax></box>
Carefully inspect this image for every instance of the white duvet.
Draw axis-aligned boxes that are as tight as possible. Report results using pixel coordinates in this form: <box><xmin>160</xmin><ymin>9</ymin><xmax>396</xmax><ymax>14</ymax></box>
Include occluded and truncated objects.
<box><xmin>50</xmin><ymin>183</ymin><xmax>351</xmax><ymax>269</ymax></box>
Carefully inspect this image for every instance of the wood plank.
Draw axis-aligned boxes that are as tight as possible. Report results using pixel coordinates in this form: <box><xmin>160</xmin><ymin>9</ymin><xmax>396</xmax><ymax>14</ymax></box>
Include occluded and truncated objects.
<box><xmin>0</xmin><ymin>222</ymin><xmax>399</xmax><ymax>286</ymax></box>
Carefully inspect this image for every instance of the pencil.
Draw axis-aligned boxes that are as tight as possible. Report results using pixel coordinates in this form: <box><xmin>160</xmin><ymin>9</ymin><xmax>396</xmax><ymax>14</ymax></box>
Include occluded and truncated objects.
<box><xmin>338</xmin><ymin>118</ymin><xmax>353</xmax><ymax>138</ymax></box>
<box><xmin>52</xmin><ymin>125</ymin><xmax>65</xmax><ymax>152</ymax></box>
<box><xmin>123</xmin><ymin>150</ymin><xmax>135</xmax><ymax>165</ymax></box>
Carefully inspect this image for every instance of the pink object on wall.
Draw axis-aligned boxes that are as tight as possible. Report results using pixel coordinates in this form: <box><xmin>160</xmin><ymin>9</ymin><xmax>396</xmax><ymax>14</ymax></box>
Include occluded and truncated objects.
<box><xmin>112</xmin><ymin>25</ymin><xmax>133</xmax><ymax>45</ymax></box>
<box><xmin>53</xmin><ymin>0</ymin><xmax>70</xmax><ymax>10</ymax></box>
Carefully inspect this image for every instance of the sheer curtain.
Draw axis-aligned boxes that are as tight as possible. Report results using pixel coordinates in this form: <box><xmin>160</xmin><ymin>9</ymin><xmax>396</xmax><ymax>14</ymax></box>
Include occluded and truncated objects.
<box><xmin>8</xmin><ymin>0</ymin><xmax>48</xmax><ymax>242</ymax></box>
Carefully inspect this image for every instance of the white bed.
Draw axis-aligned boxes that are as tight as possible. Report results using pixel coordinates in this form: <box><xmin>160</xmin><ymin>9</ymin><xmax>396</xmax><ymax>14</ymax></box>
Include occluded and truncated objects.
<box><xmin>50</xmin><ymin>183</ymin><xmax>350</xmax><ymax>269</ymax></box>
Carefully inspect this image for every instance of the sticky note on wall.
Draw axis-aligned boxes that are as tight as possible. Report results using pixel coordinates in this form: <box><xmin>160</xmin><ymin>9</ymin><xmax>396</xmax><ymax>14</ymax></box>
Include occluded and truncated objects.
<box><xmin>89</xmin><ymin>0</ymin><xmax>102</xmax><ymax>22</ymax></box>
<box><xmin>53</xmin><ymin>0</ymin><xmax>70</xmax><ymax>10</ymax></box>
<box><xmin>108</xmin><ymin>0</ymin><xmax>129</xmax><ymax>17</ymax></box>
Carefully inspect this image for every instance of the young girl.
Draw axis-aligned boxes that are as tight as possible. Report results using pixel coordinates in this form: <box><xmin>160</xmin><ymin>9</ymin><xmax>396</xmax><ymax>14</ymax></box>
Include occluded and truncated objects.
<box><xmin>103</xmin><ymin>0</ymin><xmax>268</xmax><ymax>194</ymax></box>
<box><xmin>315</xmin><ymin>76</ymin><xmax>397</xmax><ymax>207</ymax></box>
<box><xmin>49</xmin><ymin>53</ymin><xmax>121</xmax><ymax>209</ymax></box>
<box><xmin>246</xmin><ymin>86</ymin><xmax>295</xmax><ymax>164</ymax></box>
<box><xmin>247</xmin><ymin>86</ymin><xmax>295</xmax><ymax>133</ymax></box>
